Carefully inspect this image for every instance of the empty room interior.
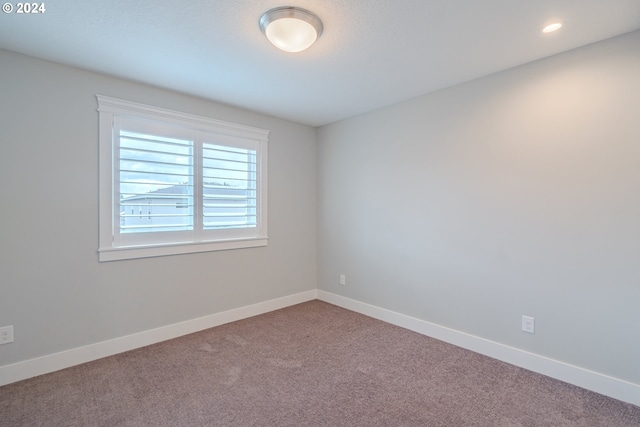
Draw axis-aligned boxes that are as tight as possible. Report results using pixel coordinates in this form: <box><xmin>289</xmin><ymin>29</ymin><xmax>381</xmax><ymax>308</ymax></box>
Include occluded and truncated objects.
<box><xmin>1</xmin><ymin>0</ymin><xmax>640</xmax><ymax>425</ymax></box>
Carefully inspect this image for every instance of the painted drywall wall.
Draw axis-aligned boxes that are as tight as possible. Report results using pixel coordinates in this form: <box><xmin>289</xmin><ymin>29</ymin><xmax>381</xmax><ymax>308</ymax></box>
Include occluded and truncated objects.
<box><xmin>0</xmin><ymin>49</ymin><xmax>317</xmax><ymax>366</ymax></box>
<box><xmin>317</xmin><ymin>30</ymin><xmax>640</xmax><ymax>384</ymax></box>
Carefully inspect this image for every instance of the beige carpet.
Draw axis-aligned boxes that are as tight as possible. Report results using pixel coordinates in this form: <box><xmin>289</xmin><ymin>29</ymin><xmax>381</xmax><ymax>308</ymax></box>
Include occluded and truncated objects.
<box><xmin>1</xmin><ymin>300</ymin><xmax>639</xmax><ymax>426</ymax></box>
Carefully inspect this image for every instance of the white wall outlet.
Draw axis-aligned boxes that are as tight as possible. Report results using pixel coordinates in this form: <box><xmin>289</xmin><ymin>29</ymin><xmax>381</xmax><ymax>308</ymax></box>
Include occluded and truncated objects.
<box><xmin>521</xmin><ymin>316</ymin><xmax>535</xmax><ymax>334</ymax></box>
<box><xmin>339</xmin><ymin>274</ymin><xmax>346</xmax><ymax>286</ymax></box>
<box><xmin>0</xmin><ymin>325</ymin><xmax>14</xmax><ymax>344</ymax></box>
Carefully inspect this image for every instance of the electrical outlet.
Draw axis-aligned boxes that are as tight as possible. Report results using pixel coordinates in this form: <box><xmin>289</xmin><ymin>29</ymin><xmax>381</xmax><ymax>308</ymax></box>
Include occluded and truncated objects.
<box><xmin>339</xmin><ymin>274</ymin><xmax>346</xmax><ymax>286</ymax></box>
<box><xmin>521</xmin><ymin>316</ymin><xmax>535</xmax><ymax>334</ymax></box>
<box><xmin>0</xmin><ymin>325</ymin><xmax>14</xmax><ymax>344</ymax></box>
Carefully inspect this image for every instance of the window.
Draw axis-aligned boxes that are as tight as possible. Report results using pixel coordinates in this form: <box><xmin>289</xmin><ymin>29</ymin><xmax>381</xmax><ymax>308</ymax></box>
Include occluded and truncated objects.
<box><xmin>97</xmin><ymin>95</ymin><xmax>269</xmax><ymax>261</ymax></box>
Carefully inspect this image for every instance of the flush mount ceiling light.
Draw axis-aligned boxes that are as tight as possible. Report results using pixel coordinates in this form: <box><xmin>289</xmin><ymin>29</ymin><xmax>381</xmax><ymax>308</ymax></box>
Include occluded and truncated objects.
<box><xmin>259</xmin><ymin>6</ymin><xmax>323</xmax><ymax>53</ymax></box>
<box><xmin>542</xmin><ymin>22</ymin><xmax>562</xmax><ymax>33</ymax></box>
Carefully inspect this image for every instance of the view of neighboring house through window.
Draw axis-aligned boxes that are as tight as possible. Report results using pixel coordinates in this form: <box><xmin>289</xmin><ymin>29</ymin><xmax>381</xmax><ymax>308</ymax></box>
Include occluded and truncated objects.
<box><xmin>119</xmin><ymin>129</ymin><xmax>195</xmax><ymax>233</ymax></box>
<box><xmin>97</xmin><ymin>95</ymin><xmax>269</xmax><ymax>261</ymax></box>
<box><xmin>118</xmin><ymin>133</ymin><xmax>257</xmax><ymax>234</ymax></box>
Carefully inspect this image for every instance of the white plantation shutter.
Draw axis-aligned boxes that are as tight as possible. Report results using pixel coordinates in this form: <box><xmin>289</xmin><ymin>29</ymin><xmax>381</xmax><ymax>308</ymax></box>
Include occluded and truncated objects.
<box><xmin>199</xmin><ymin>134</ymin><xmax>263</xmax><ymax>241</ymax></box>
<box><xmin>98</xmin><ymin>96</ymin><xmax>269</xmax><ymax>261</ymax></box>
<box><xmin>113</xmin><ymin>117</ymin><xmax>196</xmax><ymax>248</ymax></box>
<box><xmin>202</xmin><ymin>143</ymin><xmax>257</xmax><ymax>229</ymax></box>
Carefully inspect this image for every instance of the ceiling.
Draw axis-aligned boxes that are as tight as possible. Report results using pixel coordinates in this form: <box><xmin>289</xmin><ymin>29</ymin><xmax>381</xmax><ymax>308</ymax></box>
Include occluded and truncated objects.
<box><xmin>1</xmin><ymin>1</ymin><xmax>639</xmax><ymax>127</ymax></box>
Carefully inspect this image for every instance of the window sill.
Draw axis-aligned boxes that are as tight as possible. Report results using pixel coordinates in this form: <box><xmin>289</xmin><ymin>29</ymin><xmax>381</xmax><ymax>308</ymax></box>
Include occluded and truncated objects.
<box><xmin>98</xmin><ymin>238</ymin><xmax>268</xmax><ymax>262</ymax></box>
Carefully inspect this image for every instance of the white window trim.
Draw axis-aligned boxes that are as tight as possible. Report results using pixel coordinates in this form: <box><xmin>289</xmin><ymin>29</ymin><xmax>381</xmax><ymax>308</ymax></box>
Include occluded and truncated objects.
<box><xmin>97</xmin><ymin>95</ymin><xmax>269</xmax><ymax>262</ymax></box>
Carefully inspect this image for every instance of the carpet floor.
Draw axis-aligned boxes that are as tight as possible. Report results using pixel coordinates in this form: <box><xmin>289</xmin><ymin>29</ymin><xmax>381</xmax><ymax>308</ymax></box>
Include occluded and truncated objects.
<box><xmin>1</xmin><ymin>300</ymin><xmax>639</xmax><ymax>426</ymax></box>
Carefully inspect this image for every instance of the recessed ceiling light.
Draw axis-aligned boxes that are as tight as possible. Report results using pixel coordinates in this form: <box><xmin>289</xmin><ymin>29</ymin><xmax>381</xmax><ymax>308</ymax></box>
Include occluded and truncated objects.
<box><xmin>259</xmin><ymin>6</ymin><xmax>323</xmax><ymax>53</ymax></box>
<box><xmin>542</xmin><ymin>22</ymin><xmax>562</xmax><ymax>33</ymax></box>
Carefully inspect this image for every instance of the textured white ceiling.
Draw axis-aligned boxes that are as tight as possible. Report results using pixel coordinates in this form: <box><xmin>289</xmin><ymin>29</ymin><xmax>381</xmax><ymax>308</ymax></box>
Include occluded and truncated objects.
<box><xmin>1</xmin><ymin>1</ymin><xmax>639</xmax><ymax>126</ymax></box>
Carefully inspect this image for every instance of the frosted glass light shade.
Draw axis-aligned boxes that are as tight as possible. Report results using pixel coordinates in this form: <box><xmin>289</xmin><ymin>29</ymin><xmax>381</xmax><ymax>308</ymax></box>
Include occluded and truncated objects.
<box><xmin>260</xmin><ymin>7</ymin><xmax>323</xmax><ymax>53</ymax></box>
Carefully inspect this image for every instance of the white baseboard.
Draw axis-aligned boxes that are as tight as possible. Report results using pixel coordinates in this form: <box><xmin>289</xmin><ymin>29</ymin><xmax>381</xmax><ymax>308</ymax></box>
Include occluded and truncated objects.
<box><xmin>3</xmin><ymin>289</ymin><xmax>638</xmax><ymax>407</ymax></box>
<box><xmin>0</xmin><ymin>290</ymin><xmax>317</xmax><ymax>387</ymax></box>
<box><xmin>317</xmin><ymin>290</ymin><xmax>640</xmax><ymax>407</ymax></box>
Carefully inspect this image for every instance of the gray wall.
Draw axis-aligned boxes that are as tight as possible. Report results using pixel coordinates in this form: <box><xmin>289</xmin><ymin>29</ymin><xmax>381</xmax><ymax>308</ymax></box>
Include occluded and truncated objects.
<box><xmin>0</xmin><ymin>49</ymin><xmax>317</xmax><ymax>365</ymax></box>
<box><xmin>317</xmin><ymin>31</ymin><xmax>640</xmax><ymax>384</ymax></box>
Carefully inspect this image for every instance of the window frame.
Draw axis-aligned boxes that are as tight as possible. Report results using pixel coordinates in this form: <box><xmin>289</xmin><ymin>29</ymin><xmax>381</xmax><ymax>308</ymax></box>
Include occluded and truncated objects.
<box><xmin>97</xmin><ymin>95</ymin><xmax>269</xmax><ymax>262</ymax></box>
